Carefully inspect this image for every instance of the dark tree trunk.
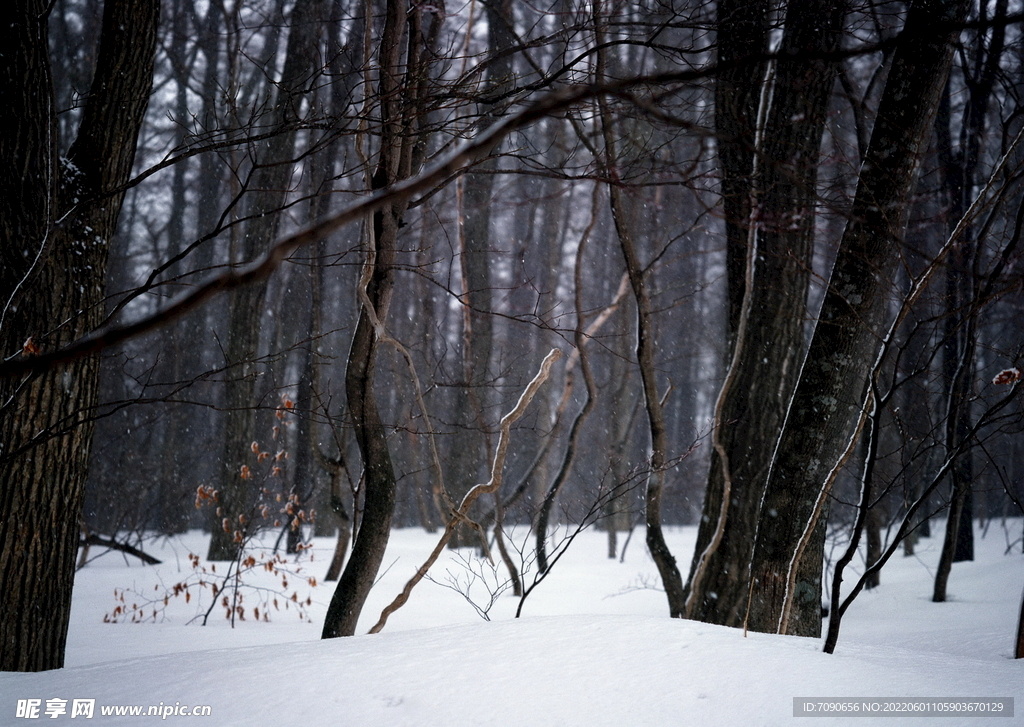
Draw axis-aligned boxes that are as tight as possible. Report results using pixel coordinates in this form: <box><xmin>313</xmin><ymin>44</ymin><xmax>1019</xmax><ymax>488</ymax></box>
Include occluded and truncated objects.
<box><xmin>321</xmin><ymin>0</ymin><xmax>442</xmax><ymax>637</ymax></box>
<box><xmin>685</xmin><ymin>0</ymin><xmax>845</xmax><ymax>628</ymax></box>
<box><xmin>1016</xmin><ymin>584</ymin><xmax>1024</xmax><ymax>658</ymax></box>
<box><xmin>744</xmin><ymin>0</ymin><xmax>970</xmax><ymax>637</ymax></box>
<box><xmin>592</xmin><ymin>3</ymin><xmax>685</xmax><ymax>616</ymax></box>
<box><xmin>952</xmin><ymin>489</ymin><xmax>974</xmax><ymax>561</ymax></box>
<box><xmin>931</xmin><ymin>1</ymin><xmax>1006</xmax><ymax>587</ymax></box>
<box><xmin>0</xmin><ymin>0</ymin><xmax>158</xmax><ymax>672</ymax></box>
<box><xmin>714</xmin><ymin>0</ymin><xmax>768</xmax><ymax>344</ymax></box>
<box><xmin>320</xmin><ymin>217</ymin><xmax>399</xmax><ymax>635</ymax></box>
<box><xmin>864</xmin><ymin>500</ymin><xmax>883</xmax><ymax>590</ymax></box>
<box><xmin>207</xmin><ymin>0</ymin><xmax>328</xmax><ymax>560</ymax></box>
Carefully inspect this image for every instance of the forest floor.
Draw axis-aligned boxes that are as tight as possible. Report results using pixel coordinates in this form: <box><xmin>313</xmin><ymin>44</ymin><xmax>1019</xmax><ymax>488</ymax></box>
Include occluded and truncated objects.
<box><xmin>1</xmin><ymin>519</ymin><xmax>1022</xmax><ymax>725</ymax></box>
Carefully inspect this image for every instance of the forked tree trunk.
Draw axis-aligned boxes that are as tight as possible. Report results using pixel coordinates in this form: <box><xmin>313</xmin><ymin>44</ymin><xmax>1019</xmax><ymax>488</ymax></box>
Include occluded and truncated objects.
<box><xmin>321</xmin><ymin>225</ymin><xmax>399</xmax><ymax>635</ymax></box>
<box><xmin>321</xmin><ymin>0</ymin><xmax>442</xmax><ymax>637</ymax></box>
<box><xmin>744</xmin><ymin>0</ymin><xmax>970</xmax><ymax>637</ymax></box>
<box><xmin>684</xmin><ymin>0</ymin><xmax>845</xmax><ymax>629</ymax></box>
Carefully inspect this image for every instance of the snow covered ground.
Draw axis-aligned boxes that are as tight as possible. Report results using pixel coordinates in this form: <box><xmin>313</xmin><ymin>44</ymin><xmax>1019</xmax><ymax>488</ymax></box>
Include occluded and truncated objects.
<box><xmin>2</xmin><ymin>520</ymin><xmax>1022</xmax><ymax>725</ymax></box>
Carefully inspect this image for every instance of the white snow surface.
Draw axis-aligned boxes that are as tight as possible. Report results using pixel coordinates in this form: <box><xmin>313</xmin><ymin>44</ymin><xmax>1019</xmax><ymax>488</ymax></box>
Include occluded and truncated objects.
<box><xmin>2</xmin><ymin>522</ymin><xmax>1022</xmax><ymax>725</ymax></box>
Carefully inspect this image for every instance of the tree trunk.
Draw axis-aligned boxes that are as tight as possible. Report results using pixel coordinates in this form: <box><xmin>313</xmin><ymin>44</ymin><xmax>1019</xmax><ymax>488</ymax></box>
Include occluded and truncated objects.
<box><xmin>684</xmin><ymin>0</ymin><xmax>844</xmax><ymax>628</ymax></box>
<box><xmin>1016</xmin><ymin>583</ymin><xmax>1024</xmax><ymax>658</ymax></box>
<box><xmin>714</xmin><ymin>0</ymin><xmax>768</xmax><ymax>344</ymax></box>
<box><xmin>604</xmin><ymin>322</ymin><xmax>635</xmax><ymax>559</ymax></box>
<box><xmin>321</xmin><ymin>231</ymin><xmax>398</xmax><ymax>635</ymax></box>
<box><xmin>864</xmin><ymin>500</ymin><xmax>883</xmax><ymax>590</ymax></box>
<box><xmin>931</xmin><ymin>2</ymin><xmax>1006</xmax><ymax>586</ymax></box>
<box><xmin>446</xmin><ymin>0</ymin><xmax>515</xmax><ymax>547</ymax></box>
<box><xmin>321</xmin><ymin>0</ymin><xmax>442</xmax><ymax>637</ymax></box>
<box><xmin>207</xmin><ymin>0</ymin><xmax>328</xmax><ymax>560</ymax></box>
<box><xmin>0</xmin><ymin>0</ymin><xmax>158</xmax><ymax>671</ymax></box>
<box><xmin>743</xmin><ymin>0</ymin><xmax>970</xmax><ymax>637</ymax></box>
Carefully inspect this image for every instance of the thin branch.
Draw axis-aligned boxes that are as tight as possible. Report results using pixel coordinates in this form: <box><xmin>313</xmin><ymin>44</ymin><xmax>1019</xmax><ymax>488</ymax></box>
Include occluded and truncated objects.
<box><xmin>366</xmin><ymin>348</ymin><xmax>560</xmax><ymax>635</ymax></box>
<box><xmin>14</xmin><ymin>37</ymin><xmax>1020</xmax><ymax>376</ymax></box>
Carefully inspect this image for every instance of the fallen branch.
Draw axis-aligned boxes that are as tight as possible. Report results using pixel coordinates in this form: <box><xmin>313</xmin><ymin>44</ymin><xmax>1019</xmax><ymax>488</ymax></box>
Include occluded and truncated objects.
<box><xmin>79</xmin><ymin>534</ymin><xmax>162</xmax><ymax>565</ymax></box>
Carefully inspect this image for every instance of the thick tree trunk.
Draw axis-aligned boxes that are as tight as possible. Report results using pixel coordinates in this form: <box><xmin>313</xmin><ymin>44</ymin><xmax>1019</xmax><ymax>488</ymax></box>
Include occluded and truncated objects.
<box><xmin>743</xmin><ymin>0</ymin><xmax>969</xmax><ymax>637</ymax></box>
<box><xmin>0</xmin><ymin>0</ymin><xmax>158</xmax><ymax>671</ymax></box>
<box><xmin>685</xmin><ymin>0</ymin><xmax>844</xmax><ymax>628</ymax></box>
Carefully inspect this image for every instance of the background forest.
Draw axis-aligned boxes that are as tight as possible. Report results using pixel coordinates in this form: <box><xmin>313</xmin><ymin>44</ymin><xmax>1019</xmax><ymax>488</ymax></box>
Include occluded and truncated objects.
<box><xmin>3</xmin><ymin>0</ymin><xmax>1024</xmax><ymax>672</ymax></box>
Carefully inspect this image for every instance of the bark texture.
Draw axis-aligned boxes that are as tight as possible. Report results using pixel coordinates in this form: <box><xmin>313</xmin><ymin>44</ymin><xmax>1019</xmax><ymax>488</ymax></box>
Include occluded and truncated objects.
<box><xmin>743</xmin><ymin>0</ymin><xmax>970</xmax><ymax>637</ymax></box>
<box><xmin>714</xmin><ymin>0</ymin><xmax>769</xmax><ymax>343</ymax></box>
<box><xmin>685</xmin><ymin>0</ymin><xmax>844</xmax><ymax>628</ymax></box>
<box><xmin>0</xmin><ymin>0</ymin><xmax>158</xmax><ymax>671</ymax></box>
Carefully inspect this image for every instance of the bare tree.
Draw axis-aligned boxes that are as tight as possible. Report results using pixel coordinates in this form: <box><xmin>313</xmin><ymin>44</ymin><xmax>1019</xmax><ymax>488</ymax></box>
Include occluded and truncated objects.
<box><xmin>743</xmin><ymin>0</ymin><xmax>971</xmax><ymax>637</ymax></box>
<box><xmin>321</xmin><ymin>0</ymin><xmax>444</xmax><ymax>638</ymax></box>
<box><xmin>0</xmin><ymin>0</ymin><xmax>159</xmax><ymax>671</ymax></box>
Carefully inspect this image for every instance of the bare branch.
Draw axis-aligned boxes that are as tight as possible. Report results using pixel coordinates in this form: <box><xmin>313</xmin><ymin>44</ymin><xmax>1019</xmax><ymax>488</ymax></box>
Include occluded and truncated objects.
<box><xmin>366</xmin><ymin>348</ymin><xmax>560</xmax><ymax>635</ymax></box>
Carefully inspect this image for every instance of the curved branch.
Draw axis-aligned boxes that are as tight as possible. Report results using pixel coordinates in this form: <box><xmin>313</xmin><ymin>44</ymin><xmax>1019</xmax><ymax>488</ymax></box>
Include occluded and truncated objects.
<box><xmin>366</xmin><ymin>348</ymin><xmax>560</xmax><ymax>635</ymax></box>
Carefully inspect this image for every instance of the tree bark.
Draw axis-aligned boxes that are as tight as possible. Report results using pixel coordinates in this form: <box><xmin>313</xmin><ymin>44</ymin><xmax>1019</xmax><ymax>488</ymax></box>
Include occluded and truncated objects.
<box><xmin>320</xmin><ymin>220</ymin><xmax>399</xmax><ymax>635</ymax></box>
<box><xmin>685</xmin><ymin>0</ymin><xmax>845</xmax><ymax>628</ymax></box>
<box><xmin>321</xmin><ymin>0</ymin><xmax>442</xmax><ymax>637</ymax></box>
<box><xmin>714</xmin><ymin>0</ymin><xmax>769</xmax><ymax>344</ymax></box>
<box><xmin>743</xmin><ymin>0</ymin><xmax>970</xmax><ymax>637</ymax></box>
<box><xmin>0</xmin><ymin>0</ymin><xmax>158</xmax><ymax>671</ymax></box>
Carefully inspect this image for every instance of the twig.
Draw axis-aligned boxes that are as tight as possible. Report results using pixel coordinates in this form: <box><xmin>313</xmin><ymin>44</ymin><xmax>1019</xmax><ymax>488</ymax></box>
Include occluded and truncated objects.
<box><xmin>366</xmin><ymin>348</ymin><xmax>560</xmax><ymax>634</ymax></box>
